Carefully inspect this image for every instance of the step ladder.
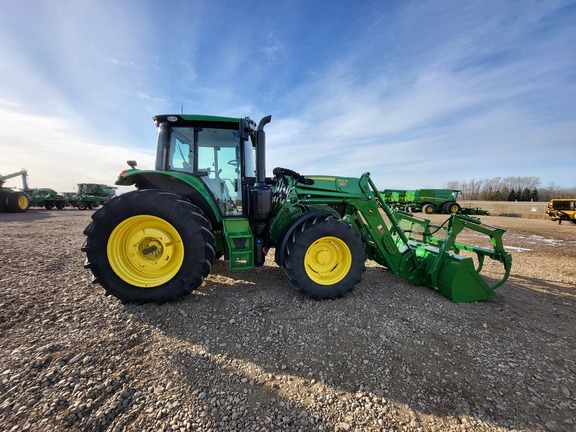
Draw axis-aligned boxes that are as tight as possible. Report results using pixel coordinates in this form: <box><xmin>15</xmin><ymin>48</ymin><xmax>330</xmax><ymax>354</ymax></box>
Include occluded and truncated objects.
<box><xmin>222</xmin><ymin>218</ymin><xmax>254</xmax><ymax>270</ymax></box>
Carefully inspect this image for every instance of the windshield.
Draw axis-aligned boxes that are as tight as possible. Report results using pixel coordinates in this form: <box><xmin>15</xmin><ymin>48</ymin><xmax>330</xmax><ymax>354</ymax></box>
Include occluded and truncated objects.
<box><xmin>167</xmin><ymin>126</ymin><xmax>245</xmax><ymax>216</ymax></box>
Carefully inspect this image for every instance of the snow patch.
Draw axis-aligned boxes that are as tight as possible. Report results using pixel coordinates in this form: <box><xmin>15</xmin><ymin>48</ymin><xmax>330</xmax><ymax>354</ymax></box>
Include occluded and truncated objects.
<box><xmin>505</xmin><ymin>246</ymin><xmax>532</xmax><ymax>252</ymax></box>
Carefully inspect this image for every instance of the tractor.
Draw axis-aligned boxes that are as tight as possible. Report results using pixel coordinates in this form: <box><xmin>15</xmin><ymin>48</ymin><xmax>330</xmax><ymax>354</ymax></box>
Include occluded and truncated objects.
<box><xmin>0</xmin><ymin>169</ymin><xmax>31</xmax><ymax>213</ymax></box>
<box><xmin>82</xmin><ymin>114</ymin><xmax>512</xmax><ymax>304</ymax></box>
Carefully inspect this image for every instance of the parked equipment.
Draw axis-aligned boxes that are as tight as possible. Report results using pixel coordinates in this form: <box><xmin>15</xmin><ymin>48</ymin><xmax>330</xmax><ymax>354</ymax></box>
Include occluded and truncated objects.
<box><xmin>68</xmin><ymin>183</ymin><xmax>117</xmax><ymax>210</ymax></box>
<box><xmin>0</xmin><ymin>169</ymin><xmax>30</xmax><ymax>212</ymax></box>
<box><xmin>381</xmin><ymin>188</ymin><xmax>461</xmax><ymax>214</ymax></box>
<box><xmin>546</xmin><ymin>199</ymin><xmax>576</xmax><ymax>225</ymax></box>
<box><xmin>27</xmin><ymin>188</ymin><xmax>68</xmax><ymax>209</ymax></box>
<box><xmin>82</xmin><ymin>114</ymin><xmax>512</xmax><ymax>304</ymax></box>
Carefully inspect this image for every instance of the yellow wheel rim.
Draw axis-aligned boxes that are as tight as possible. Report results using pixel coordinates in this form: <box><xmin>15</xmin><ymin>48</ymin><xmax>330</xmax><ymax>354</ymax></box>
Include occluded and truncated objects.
<box><xmin>449</xmin><ymin>204</ymin><xmax>459</xmax><ymax>213</ymax></box>
<box><xmin>18</xmin><ymin>195</ymin><xmax>28</xmax><ymax>210</ymax></box>
<box><xmin>107</xmin><ymin>215</ymin><xmax>184</xmax><ymax>288</ymax></box>
<box><xmin>304</xmin><ymin>236</ymin><xmax>352</xmax><ymax>285</ymax></box>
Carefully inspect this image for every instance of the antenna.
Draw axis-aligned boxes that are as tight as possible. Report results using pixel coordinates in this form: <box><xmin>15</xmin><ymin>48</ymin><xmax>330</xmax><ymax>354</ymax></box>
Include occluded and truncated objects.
<box><xmin>181</xmin><ymin>105</ymin><xmax>184</xmax><ymax>114</ymax></box>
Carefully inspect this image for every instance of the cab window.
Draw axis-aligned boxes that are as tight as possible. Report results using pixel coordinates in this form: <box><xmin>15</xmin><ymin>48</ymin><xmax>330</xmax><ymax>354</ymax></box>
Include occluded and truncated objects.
<box><xmin>196</xmin><ymin>128</ymin><xmax>243</xmax><ymax>216</ymax></box>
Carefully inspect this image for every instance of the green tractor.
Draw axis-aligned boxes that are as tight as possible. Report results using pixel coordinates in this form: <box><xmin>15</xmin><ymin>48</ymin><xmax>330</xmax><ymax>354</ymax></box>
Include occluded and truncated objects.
<box><xmin>82</xmin><ymin>114</ymin><xmax>512</xmax><ymax>304</ymax></box>
<box><xmin>0</xmin><ymin>169</ymin><xmax>31</xmax><ymax>213</ymax></box>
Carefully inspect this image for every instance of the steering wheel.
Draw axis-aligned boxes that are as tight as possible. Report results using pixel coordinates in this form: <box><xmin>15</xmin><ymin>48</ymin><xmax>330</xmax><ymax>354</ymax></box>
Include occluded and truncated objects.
<box><xmin>228</xmin><ymin>159</ymin><xmax>239</xmax><ymax>167</ymax></box>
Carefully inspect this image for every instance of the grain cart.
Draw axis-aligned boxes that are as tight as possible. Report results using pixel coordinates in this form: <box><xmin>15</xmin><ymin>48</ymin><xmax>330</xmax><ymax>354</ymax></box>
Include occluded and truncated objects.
<box><xmin>381</xmin><ymin>188</ymin><xmax>461</xmax><ymax>214</ymax></box>
<box><xmin>82</xmin><ymin>114</ymin><xmax>512</xmax><ymax>304</ymax></box>
<box><xmin>0</xmin><ymin>169</ymin><xmax>30</xmax><ymax>212</ymax></box>
<box><xmin>546</xmin><ymin>199</ymin><xmax>576</xmax><ymax>224</ymax></box>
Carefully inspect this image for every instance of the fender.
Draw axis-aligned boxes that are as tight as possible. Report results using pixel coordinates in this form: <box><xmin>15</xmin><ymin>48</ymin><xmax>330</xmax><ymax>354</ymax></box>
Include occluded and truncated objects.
<box><xmin>116</xmin><ymin>169</ymin><xmax>221</xmax><ymax>227</ymax></box>
<box><xmin>274</xmin><ymin>209</ymin><xmax>339</xmax><ymax>267</ymax></box>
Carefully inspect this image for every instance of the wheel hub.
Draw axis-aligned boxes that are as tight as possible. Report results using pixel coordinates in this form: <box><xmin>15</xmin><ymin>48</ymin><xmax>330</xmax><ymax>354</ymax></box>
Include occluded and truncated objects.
<box><xmin>304</xmin><ymin>236</ymin><xmax>352</xmax><ymax>285</ymax></box>
<box><xmin>108</xmin><ymin>216</ymin><xmax>184</xmax><ymax>287</ymax></box>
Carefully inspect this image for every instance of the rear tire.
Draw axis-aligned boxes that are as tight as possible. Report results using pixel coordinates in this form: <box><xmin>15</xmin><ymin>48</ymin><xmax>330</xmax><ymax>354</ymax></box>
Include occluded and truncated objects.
<box><xmin>0</xmin><ymin>191</ymin><xmax>7</xmax><ymax>212</ymax></box>
<box><xmin>284</xmin><ymin>216</ymin><xmax>366</xmax><ymax>299</ymax></box>
<box><xmin>442</xmin><ymin>201</ymin><xmax>461</xmax><ymax>214</ymax></box>
<box><xmin>82</xmin><ymin>189</ymin><xmax>215</xmax><ymax>304</ymax></box>
<box><xmin>6</xmin><ymin>191</ymin><xmax>30</xmax><ymax>212</ymax></box>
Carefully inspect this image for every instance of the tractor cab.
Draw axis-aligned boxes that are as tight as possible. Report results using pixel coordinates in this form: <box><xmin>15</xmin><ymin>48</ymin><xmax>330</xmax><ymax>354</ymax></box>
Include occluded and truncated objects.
<box><xmin>154</xmin><ymin>115</ymin><xmax>258</xmax><ymax>217</ymax></box>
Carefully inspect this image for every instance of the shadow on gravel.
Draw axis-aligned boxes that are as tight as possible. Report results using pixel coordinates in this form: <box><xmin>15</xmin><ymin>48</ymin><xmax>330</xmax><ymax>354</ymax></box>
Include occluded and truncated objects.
<box><xmin>506</xmin><ymin>275</ymin><xmax>576</xmax><ymax>301</ymax></box>
<box><xmin>121</xmin><ymin>261</ymin><xmax>575</xmax><ymax>430</ymax></box>
<box><xmin>0</xmin><ymin>210</ymin><xmax>55</xmax><ymax>221</ymax></box>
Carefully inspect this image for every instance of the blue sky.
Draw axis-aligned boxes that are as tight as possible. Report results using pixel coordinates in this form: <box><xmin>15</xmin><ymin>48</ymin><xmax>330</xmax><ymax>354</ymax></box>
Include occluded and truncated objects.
<box><xmin>1</xmin><ymin>0</ymin><xmax>575</xmax><ymax>193</ymax></box>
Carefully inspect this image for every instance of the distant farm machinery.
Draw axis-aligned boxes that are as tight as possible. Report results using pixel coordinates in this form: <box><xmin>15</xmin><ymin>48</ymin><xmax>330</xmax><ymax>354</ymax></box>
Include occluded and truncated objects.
<box><xmin>28</xmin><ymin>183</ymin><xmax>117</xmax><ymax>210</ymax></box>
<box><xmin>380</xmin><ymin>188</ymin><xmax>489</xmax><ymax>215</ymax></box>
<box><xmin>0</xmin><ymin>169</ymin><xmax>31</xmax><ymax>212</ymax></box>
<box><xmin>0</xmin><ymin>169</ymin><xmax>116</xmax><ymax>213</ymax></box>
<box><xmin>546</xmin><ymin>199</ymin><xmax>576</xmax><ymax>225</ymax></box>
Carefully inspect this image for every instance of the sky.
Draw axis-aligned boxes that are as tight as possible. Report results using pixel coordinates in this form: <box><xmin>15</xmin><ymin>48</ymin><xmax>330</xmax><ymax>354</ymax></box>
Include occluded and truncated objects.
<box><xmin>1</xmin><ymin>0</ymin><xmax>575</xmax><ymax>193</ymax></box>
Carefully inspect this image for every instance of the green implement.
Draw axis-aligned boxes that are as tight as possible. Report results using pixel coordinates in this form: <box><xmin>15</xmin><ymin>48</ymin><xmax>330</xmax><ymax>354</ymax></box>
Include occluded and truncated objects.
<box><xmin>0</xmin><ymin>169</ymin><xmax>31</xmax><ymax>213</ymax></box>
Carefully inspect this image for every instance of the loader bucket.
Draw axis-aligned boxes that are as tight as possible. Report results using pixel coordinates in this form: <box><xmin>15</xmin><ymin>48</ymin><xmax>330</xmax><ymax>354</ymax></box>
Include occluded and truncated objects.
<box><xmin>429</xmin><ymin>253</ymin><xmax>497</xmax><ymax>302</ymax></box>
<box><xmin>393</xmin><ymin>211</ymin><xmax>512</xmax><ymax>302</ymax></box>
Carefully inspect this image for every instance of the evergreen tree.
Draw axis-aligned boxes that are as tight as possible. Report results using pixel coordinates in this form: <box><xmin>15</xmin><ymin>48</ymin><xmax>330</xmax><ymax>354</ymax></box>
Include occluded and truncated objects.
<box><xmin>520</xmin><ymin>187</ymin><xmax>531</xmax><ymax>201</ymax></box>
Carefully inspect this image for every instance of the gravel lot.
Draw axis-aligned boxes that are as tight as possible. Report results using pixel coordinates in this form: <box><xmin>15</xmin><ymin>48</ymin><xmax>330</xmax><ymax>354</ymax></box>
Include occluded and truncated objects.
<box><xmin>1</xmin><ymin>209</ymin><xmax>574</xmax><ymax>431</ymax></box>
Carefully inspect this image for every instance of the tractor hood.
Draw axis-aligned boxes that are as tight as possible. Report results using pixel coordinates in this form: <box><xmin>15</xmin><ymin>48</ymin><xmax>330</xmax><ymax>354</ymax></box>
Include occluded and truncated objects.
<box><xmin>272</xmin><ymin>167</ymin><xmax>367</xmax><ymax>196</ymax></box>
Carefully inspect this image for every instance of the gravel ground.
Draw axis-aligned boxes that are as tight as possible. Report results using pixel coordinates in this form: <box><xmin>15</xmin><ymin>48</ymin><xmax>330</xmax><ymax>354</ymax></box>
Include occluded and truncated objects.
<box><xmin>1</xmin><ymin>209</ymin><xmax>574</xmax><ymax>432</ymax></box>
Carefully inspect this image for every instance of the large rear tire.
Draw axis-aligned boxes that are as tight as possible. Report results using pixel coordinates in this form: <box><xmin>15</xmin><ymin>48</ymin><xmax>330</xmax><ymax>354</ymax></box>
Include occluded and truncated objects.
<box><xmin>82</xmin><ymin>190</ymin><xmax>215</xmax><ymax>304</ymax></box>
<box><xmin>284</xmin><ymin>216</ymin><xmax>366</xmax><ymax>299</ymax></box>
<box><xmin>0</xmin><ymin>191</ymin><xmax>7</xmax><ymax>212</ymax></box>
<box><xmin>6</xmin><ymin>191</ymin><xmax>30</xmax><ymax>212</ymax></box>
<box><xmin>442</xmin><ymin>201</ymin><xmax>461</xmax><ymax>214</ymax></box>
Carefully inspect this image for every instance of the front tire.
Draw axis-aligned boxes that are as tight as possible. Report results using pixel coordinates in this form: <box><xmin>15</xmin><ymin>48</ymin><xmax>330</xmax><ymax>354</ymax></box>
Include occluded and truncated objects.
<box><xmin>82</xmin><ymin>190</ymin><xmax>215</xmax><ymax>304</ymax></box>
<box><xmin>284</xmin><ymin>216</ymin><xmax>366</xmax><ymax>299</ymax></box>
<box><xmin>422</xmin><ymin>204</ymin><xmax>435</xmax><ymax>214</ymax></box>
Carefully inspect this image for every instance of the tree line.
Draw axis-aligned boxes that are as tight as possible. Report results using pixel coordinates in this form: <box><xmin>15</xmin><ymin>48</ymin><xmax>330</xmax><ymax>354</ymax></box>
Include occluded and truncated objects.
<box><xmin>444</xmin><ymin>177</ymin><xmax>576</xmax><ymax>202</ymax></box>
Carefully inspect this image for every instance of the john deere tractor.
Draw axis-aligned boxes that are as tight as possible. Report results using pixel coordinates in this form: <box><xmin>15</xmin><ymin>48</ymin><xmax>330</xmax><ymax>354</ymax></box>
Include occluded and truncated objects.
<box><xmin>82</xmin><ymin>114</ymin><xmax>512</xmax><ymax>304</ymax></box>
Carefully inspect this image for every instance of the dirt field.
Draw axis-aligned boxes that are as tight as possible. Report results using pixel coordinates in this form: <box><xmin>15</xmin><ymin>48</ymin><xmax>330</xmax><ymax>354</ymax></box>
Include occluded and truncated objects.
<box><xmin>1</xmin><ymin>209</ymin><xmax>574</xmax><ymax>431</ymax></box>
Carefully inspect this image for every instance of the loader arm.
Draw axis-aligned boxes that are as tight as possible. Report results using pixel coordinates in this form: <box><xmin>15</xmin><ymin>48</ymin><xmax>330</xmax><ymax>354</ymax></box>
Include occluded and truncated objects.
<box><xmin>362</xmin><ymin>174</ymin><xmax>512</xmax><ymax>301</ymax></box>
<box><xmin>294</xmin><ymin>172</ymin><xmax>512</xmax><ymax>302</ymax></box>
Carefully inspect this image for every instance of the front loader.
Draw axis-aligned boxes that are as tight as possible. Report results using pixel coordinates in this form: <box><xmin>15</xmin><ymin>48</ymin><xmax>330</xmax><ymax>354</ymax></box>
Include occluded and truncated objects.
<box><xmin>82</xmin><ymin>114</ymin><xmax>512</xmax><ymax>304</ymax></box>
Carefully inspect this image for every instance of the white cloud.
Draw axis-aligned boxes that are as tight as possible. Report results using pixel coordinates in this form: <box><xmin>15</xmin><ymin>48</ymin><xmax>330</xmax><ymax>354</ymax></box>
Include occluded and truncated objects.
<box><xmin>0</xmin><ymin>102</ymin><xmax>155</xmax><ymax>193</ymax></box>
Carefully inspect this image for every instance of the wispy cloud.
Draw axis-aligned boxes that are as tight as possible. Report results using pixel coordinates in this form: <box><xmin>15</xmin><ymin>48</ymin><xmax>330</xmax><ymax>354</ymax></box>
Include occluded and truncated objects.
<box><xmin>0</xmin><ymin>102</ymin><xmax>154</xmax><ymax>193</ymax></box>
<box><xmin>0</xmin><ymin>0</ymin><xmax>574</xmax><ymax>192</ymax></box>
<box><xmin>265</xmin><ymin>0</ymin><xmax>576</xmax><ymax>188</ymax></box>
